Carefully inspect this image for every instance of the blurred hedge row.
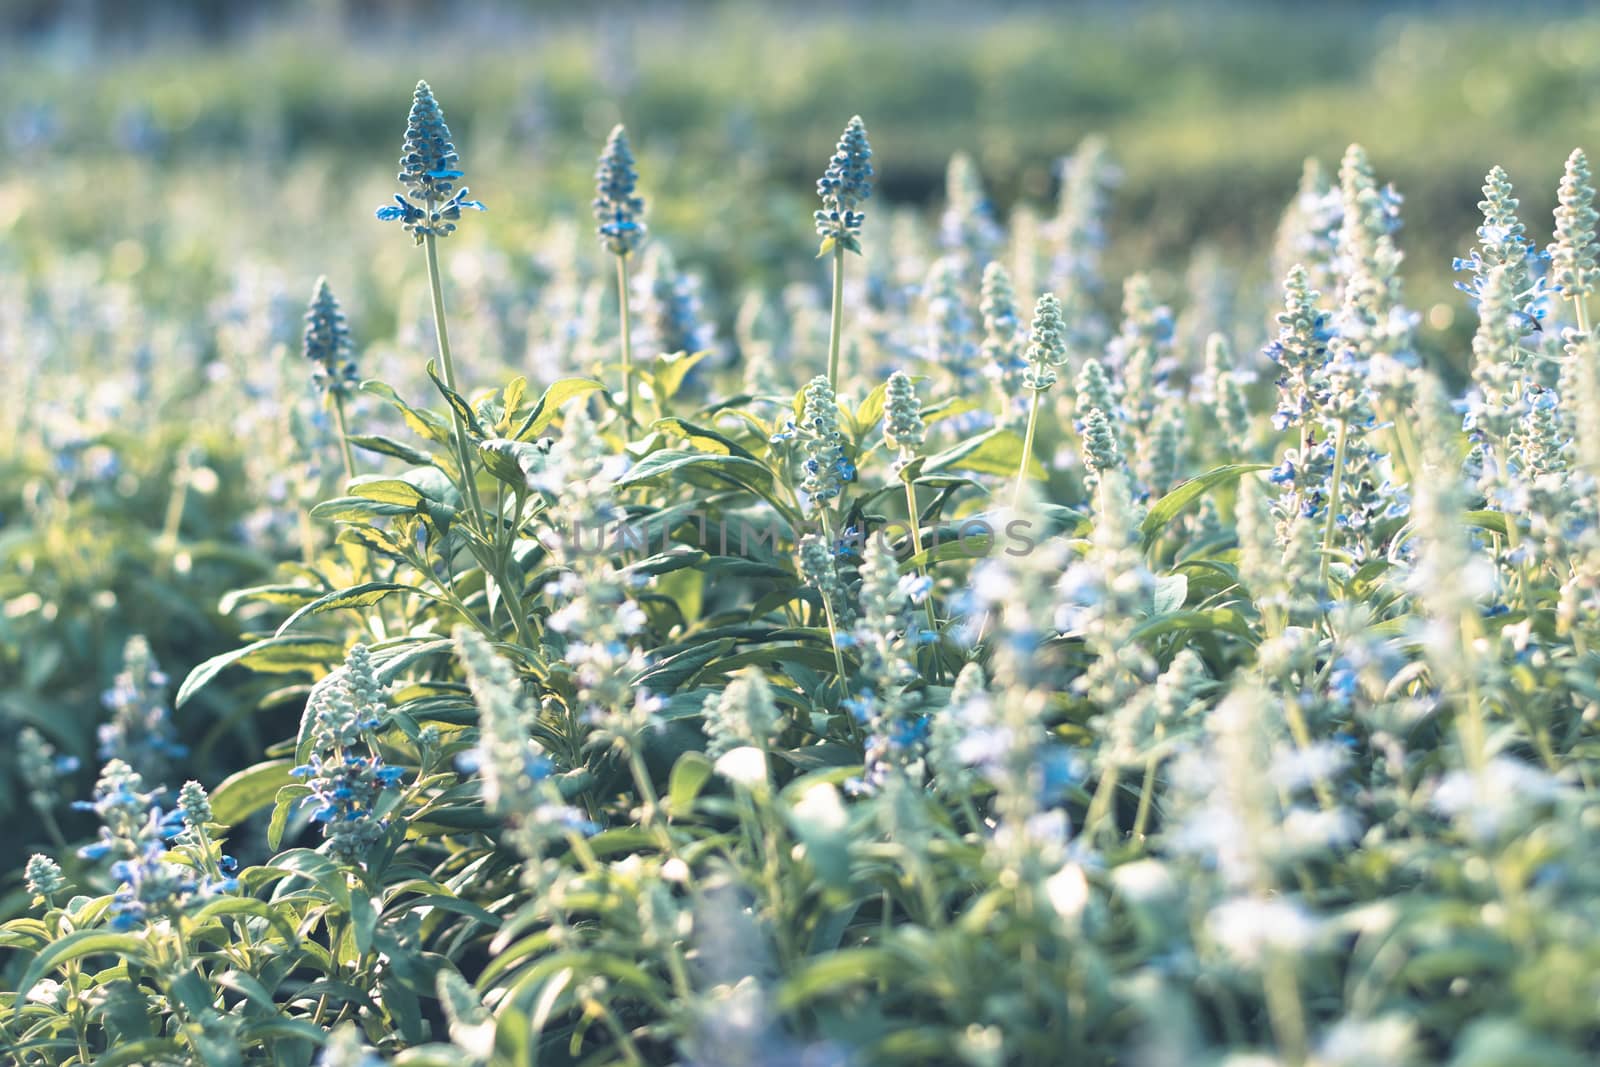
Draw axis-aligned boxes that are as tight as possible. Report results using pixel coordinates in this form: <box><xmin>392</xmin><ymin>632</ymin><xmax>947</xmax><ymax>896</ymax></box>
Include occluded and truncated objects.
<box><xmin>6</xmin><ymin>4</ymin><xmax>1600</xmax><ymax>324</ymax></box>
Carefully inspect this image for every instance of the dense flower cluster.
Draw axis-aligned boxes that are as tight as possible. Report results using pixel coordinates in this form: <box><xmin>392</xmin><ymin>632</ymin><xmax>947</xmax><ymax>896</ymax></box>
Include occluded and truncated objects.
<box><xmin>289</xmin><ymin>646</ymin><xmax>404</xmax><ymax>864</ymax></box>
<box><xmin>97</xmin><ymin>635</ymin><xmax>187</xmax><ymax>786</ymax></box>
<box><xmin>881</xmin><ymin>369</ymin><xmax>925</xmax><ymax>457</ymax></box>
<box><xmin>978</xmin><ymin>261</ymin><xmax>1029</xmax><ymax>424</ymax></box>
<box><xmin>73</xmin><ymin>761</ymin><xmax>233</xmax><ymax>930</ymax></box>
<box><xmin>303</xmin><ymin>276</ymin><xmax>357</xmax><ymax>396</ymax></box>
<box><xmin>19</xmin><ymin>725</ymin><xmax>79</xmax><ymax>817</ymax></box>
<box><xmin>593</xmin><ymin>123</ymin><xmax>647</xmax><ymax>256</ymax></box>
<box><xmin>538</xmin><ymin>406</ymin><xmax>663</xmax><ymax>742</ymax></box>
<box><xmin>24</xmin><ymin>64</ymin><xmax>1600</xmax><ymax>1067</ymax></box>
<box><xmin>376</xmin><ymin>80</ymin><xmax>485</xmax><ymax>241</ymax></box>
<box><xmin>636</xmin><ymin>242</ymin><xmax>713</xmax><ymax>356</ymax></box>
<box><xmin>456</xmin><ymin>627</ymin><xmax>593</xmax><ymax>866</ymax></box>
<box><xmin>845</xmin><ymin>541</ymin><xmax>931</xmax><ymax>794</ymax></box>
<box><xmin>772</xmin><ymin>374</ymin><xmax>855</xmax><ymax>504</ymax></box>
<box><xmin>701</xmin><ymin>667</ymin><xmax>781</xmax><ymax>759</ymax></box>
<box><xmin>814</xmin><ymin>115</ymin><xmax>873</xmax><ymax>253</ymax></box>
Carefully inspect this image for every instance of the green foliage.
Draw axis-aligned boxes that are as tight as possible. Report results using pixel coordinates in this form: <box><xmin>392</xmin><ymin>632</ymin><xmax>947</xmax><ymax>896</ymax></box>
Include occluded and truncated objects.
<box><xmin>12</xmin><ymin>8</ymin><xmax>1600</xmax><ymax>1066</ymax></box>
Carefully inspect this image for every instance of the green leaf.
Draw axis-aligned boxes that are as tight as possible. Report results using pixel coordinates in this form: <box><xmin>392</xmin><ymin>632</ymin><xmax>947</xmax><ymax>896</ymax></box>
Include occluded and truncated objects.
<box><xmin>94</xmin><ymin>1041</ymin><xmax>187</xmax><ymax>1067</ymax></box>
<box><xmin>1140</xmin><ymin>463</ymin><xmax>1269</xmax><ymax>550</ymax></box>
<box><xmin>348</xmin><ymin>478</ymin><xmax>427</xmax><ymax>508</ymax></box>
<box><xmin>426</xmin><ymin>359</ymin><xmax>487</xmax><ymax>439</ymax></box>
<box><xmin>309</xmin><ymin>496</ymin><xmax>413</xmax><ymax>522</ymax></box>
<box><xmin>648</xmin><ymin>350</ymin><xmax>712</xmax><ymax>401</ymax></box>
<box><xmin>236</xmin><ymin>1018</ymin><xmax>331</xmax><ymax>1047</ymax></box>
<box><xmin>925</xmin><ymin>426</ymin><xmax>1043</xmax><ymax>479</ymax></box>
<box><xmin>13</xmin><ymin>930</ymin><xmax>152</xmax><ymax>1005</ymax></box>
<box><xmin>854</xmin><ymin>380</ymin><xmax>892</xmax><ymax>437</ymax></box>
<box><xmin>627</xmin><ymin>548</ymin><xmax>710</xmax><ymax>577</ymax></box>
<box><xmin>777</xmin><ymin>948</ymin><xmax>887</xmax><ymax>1010</ymax></box>
<box><xmin>177</xmin><ymin>635</ymin><xmax>346</xmax><ymax>708</ymax></box>
<box><xmin>370</xmin><ymin>636</ymin><xmax>455</xmax><ymax>681</ymax></box>
<box><xmin>336</xmin><ymin>523</ymin><xmax>414</xmax><ymax>560</ymax></box>
<box><xmin>512</xmin><ymin>377</ymin><xmax>606</xmax><ymax>441</ymax></box>
<box><xmin>638</xmin><ymin>638</ymin><xmax>735</xmax><ymax>691</ymax></box>
<box><xmin>479</xmin><ymin>437</ymin><xmax>551</xmax><ymax>486</ymax></box>
<box><xmin>350</xmin><ymin>891</ymin><xmax>379</xmax><ymax>959</ymax></box>
<box><xmin>774</xmin><ymin>743</ymin><xmax>861</xmax><ymax>771</ymax></box>
<box><xmin>615</xmin><ymin>449</ymin><xmax>775</xmax><ymax>490</ymax></box>
<box><xmin>920</xmin><ymin>396</ymin><xmax>985</xmax><ymax>429</ymax></box>
<box><xmin>501</xmin><ymin>376</ymin><xmax>528</xmax><ymax>422</ymax></box>
<box><xmin>268</xmin><ymin>784</ymin><xmax>312</xmax><ymax>850</ymax></box>
<box><xmin>218</xmin><ymin>584</ymin><xmax>323</xmax><ymax>616</ymax></box>
<box><xmin>1465</xmin><ymin>509</ymin><xmax>1508</xmax><ymax>535</ymax></box>
<box><xmin>211</xmin><ymin>759</ymin><xmax>298</xmax><ymax>825</ymax></box>
<box><xmin>347</xmin><ymin>434</ymin><xmax>436</xmax><ymax>466</ymax></box>
<box><xmin>192</xmin><ymin>897</ymin><xmax>303</xmax><ymax>946</ymax></box>
<box><xmin>668</xmin><ymin>751</ymin><xmax>714</xmax><ymax>815</ymax></box>
<box><xmin>1153</xmin><ymin>573</ymin><xmax>1189</xmax><ymax>615</ymax></box>
<box><xmin>1129</xmin><ymin>607</ymin><xmax>1256</xmax><ymax>643</ymax></box>
<box><xmin>271</xmin><ymin>849</ymin><xmax>353</xmax><ymax>910</ymax></box>
<box><xmin>653</xmin><ymin>416</ymin><xmax>758</xmax><ymax>460</ymax></box>
<box><xmin>274</xmin><ymin>582</ymin><xmax>417</xmax><ymax>637</ymax></box>
<box><xmin>362</xmin><ymin>380</ymin><xmax>451</xmax><ymax>443</ymax></box>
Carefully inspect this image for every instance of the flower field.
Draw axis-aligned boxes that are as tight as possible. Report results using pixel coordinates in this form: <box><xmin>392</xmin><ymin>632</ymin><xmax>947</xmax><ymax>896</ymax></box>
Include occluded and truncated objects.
<box><xmin>7</xmin><ymin>4</ymin><xmax>1600</xmax><ymax>1065</ymax></box>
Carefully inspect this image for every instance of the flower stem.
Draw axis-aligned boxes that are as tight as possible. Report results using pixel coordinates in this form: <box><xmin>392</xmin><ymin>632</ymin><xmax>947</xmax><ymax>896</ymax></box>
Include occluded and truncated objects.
<box><xmin>423</xmin><ymin>230</ymin><xmax>486</xmax><ymax>527</ymax></box>
<box><xmin>1318</xmin><ymin>420</ymin><xmax>1349</xmax><ymax>596</ymax></box>
<box><xmin>331</xmin><ymin>392</ymin><xmax>358</xmax><ymax>483</ymax></box>
<box><xmin>425</xmin><ymin>230</ymin><xmax>535</xmax><ymax>647</ymax></box>
<box><xmin>819</xmin><ymin>583</ymin><xmax>850</xmax><ymax>685</ymax></box>
<box><xmin>1131</xmin><ymin>752</ymin><xmax>1159</xmax><ymax>845</ymax></box>
<box><xmin>157</xmin><ymin>453</ymin><xmax>191</xmax><ymax>574</ymax></box>
<box><xmin>903</xmin><ymin>478</ymin><xmax>942</xmax><ymax>678</ymax></box>
<box><xmin>616</xmin><ymin>253</ymin><xmax>636</xmax><ymax>427</ymax></box>
<box><xmin>1012</xmin><ymin>384</ymin><xmax>1045</xmax><ymax>510</ymax></box>
<box><xmin>826</xmin><ymin>244</ymin><xmax>846</xmax><ymax>394</ymax></box>
<box><xmin>1083</xmin><ymin>765</ymin><xmax>1120</xmax><ymax>842</ymax></box>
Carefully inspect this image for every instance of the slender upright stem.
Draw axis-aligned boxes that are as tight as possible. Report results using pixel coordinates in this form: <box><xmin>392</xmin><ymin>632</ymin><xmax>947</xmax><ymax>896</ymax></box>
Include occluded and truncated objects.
<box><xmin>1318</xmin><ymin>420</ymin><xmax>1349</xmax><ymax>595</ymax></box>
<box><xmin>903</xmin><ymin>477</ymin><xmax>942</xmax><ymax>677</ymax></box>
<box><xmin>616</xmin><ymin>253</ymin><xmax>636</xmax><ymax>426</ymax></box>
<box><xmin>423</xmin><ymin>231</ymin><xmax>485</xmax><ymax>526</ymax></box>
<box><xmin>818</xmin><ymin>512</ymin><xmax>851</xmax><ymax>686</ymax></box>
<box><xmin>1263</xmin><ymin>952</ymin><xmax>1309</xmax><ymax>1067</ymax></box>
<box><xmin>1130</xmin><ymin>751</ymin><xmax>1160</xmax><ymax>845</ymax></box>
<box><xmin>157</xmin><ymin>455</ymin><xmax>190</xmax><ymax>572</ymax></box>
<box><xmin>331</xmin><ymin>393</ymin><xmax>358</xmax><ymax>483</ymax></box>
<box><xmin>1501</xmin><ymin>506</ymin><xmax>1532</xmax><ymax>614</ymax></box>
<box><xmin>424</xmin><ymin>230</ymin><xmax>537</xmax><ymax>648</ymax></box>
<box><xmin>1082</xmin><ymin>765</ymin><xmax>1121</xmax><ymax>842</ymax></box>
<box><xmin>970</xmin><ymin>380</ymin><xmax>1045</xmax><ymax>652</ymax></box>
<box><xmin>1012</xmin><ymin>385</ymin><xmax>1046</xmax><ymax>510</ymax></box>
<box><xmin>826</xmin><ymin>244</ymin><xmax>846</xmax><ymax>393</ymax></box>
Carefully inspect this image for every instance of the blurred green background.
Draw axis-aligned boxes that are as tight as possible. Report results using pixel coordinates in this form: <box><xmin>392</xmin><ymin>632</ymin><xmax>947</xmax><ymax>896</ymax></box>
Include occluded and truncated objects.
<box><xmin>4</xmin><ymin>0</ymin><xmax>1599</xmax><ymax>877</ymax></box>
<box><xmin>4</xmin><ymin>1</ymin><xmax>1600</xmax><ymax>327</ymax></box>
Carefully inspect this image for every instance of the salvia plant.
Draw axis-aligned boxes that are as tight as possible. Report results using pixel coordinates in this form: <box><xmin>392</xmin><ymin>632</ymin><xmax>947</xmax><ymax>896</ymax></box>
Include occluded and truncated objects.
<box><xmin>13</xmin><ymin>70</ymin><xmax>1600</xmax><ymax>1067</ymax></box>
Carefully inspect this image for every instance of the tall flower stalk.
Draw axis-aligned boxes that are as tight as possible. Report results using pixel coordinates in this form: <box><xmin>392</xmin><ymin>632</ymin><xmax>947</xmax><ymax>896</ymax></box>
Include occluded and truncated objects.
<box><xmin>1013</xmin><ymin>293</ymin><xmax>1066</xmax><ymax>509</ymax></box>
<box><xmin>1551</xmin><ymin>148</ymin><xmax>1598</xmax><ymax>335</ymax></box>
<box><xmin>377</xmin><ymin>81</ymin><xmax>541</xmax><ymax>649</ymax></box>
<box><xmin>594</xmin><ymin>124</ymin><xmax>648</xmax><ymax>425</ymax></box>
<box><xmin>303</xmin><ymin>276</ymin><xmax>358</xmax><ymax>481</ymax></box>
<box><xmin>883</xmin><ymin>369</ymin><xmax>940</xmax><ymax>656</ymax></box>
<box><xmin>814</xmin><ymin>116</ymin><xmax>873</xmax><ymax>393</ymax></box>
<box><xmin>376</xmin><ymin>80</ymin><xmax>487</xmax><ymax>534</ymax></box>
<box><xmin>799</xmin><ymin>534</ymin><xmax>850</xmax><ymax>684</ymax></box>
